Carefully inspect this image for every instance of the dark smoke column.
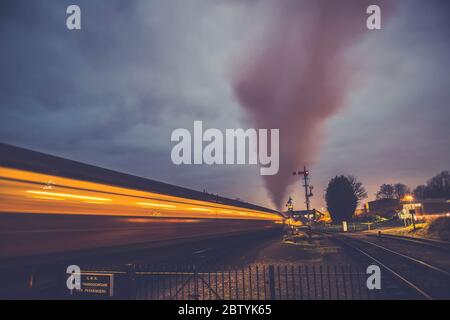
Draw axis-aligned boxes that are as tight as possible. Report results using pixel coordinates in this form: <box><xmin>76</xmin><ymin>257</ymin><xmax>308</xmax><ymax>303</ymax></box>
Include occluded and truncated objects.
<box><xmin>232</xmin><ymin>0</ymin><xmax>390</xmax><ymax>209</ymax></box>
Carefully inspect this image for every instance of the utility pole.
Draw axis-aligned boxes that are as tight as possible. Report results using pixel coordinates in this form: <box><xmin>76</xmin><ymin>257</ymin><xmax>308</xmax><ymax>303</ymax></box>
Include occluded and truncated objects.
<box><xmin>293</xmin><ymin>166</ymin><xmax>314</xmax><ymax>214</ymax></box>
<box><xmin>293</xmin><ymin>166</ymin><xmax>314</xmax><ymax>241</ymax></box>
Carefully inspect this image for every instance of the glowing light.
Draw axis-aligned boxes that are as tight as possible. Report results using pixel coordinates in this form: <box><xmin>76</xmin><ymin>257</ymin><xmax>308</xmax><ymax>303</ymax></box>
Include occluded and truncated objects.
<box><xmin>84</xmin><ymin>201</ymin><xmax>109</xmax><ymax>204</ymax></box>
<box><xmin>136</xmin><ymin>202</ymin><xmax>176</xmax><ymax>208</ymax></box>
<box><xmin>0</xmin><ymin>167</ymin><xmax>282</xmax><ymax>221</ymax></box>
<box><xmin>32</xmin><ymin>196</ymin><xmax>64</xmax><ymax>201</ymax></box>
<box><xmin>189</xmin><ymin>207</ymin><xmax>213</xmax><ymax>212</ymax></box>
<box><xmin>26</xmin><ymin>190</ymin><xmax>111</xmax><ymax>202</ymax></box>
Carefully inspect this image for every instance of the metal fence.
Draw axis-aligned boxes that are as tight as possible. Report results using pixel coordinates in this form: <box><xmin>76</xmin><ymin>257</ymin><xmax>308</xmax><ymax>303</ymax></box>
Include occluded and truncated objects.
<box><xmin>95</xmin><ymin>264</ymin><xmax>379</xmax><ymax>300</ymax></box>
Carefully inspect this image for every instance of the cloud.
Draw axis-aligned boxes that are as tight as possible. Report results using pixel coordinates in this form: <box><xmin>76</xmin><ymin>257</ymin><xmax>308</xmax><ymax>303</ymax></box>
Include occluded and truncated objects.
<box><xmin>0</xmin><ymin>0</ymin><xmax>268</xmax><ymax>203</ymax></box>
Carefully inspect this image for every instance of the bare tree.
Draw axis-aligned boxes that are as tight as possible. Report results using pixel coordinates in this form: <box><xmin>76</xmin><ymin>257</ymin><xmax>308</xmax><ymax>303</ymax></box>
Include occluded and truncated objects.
<box><xmin>376</xmin><ymin>184</ymin><xmax>396</xmax><ymax>200</ymax></box>
<box><xmin>393</xmin><ymin>183</ymin><xmax>410</xmax><ymax>200</ymax></box>
<box><xmin>414</xmin><ymin>171</ymin><xmax>450</xmax><ymax>199</ymax></box>
<box><xmin>348</xmin><ymin>175</ymin><xmax>368</xmax><ymax>205</ymax></box>
<box><xmin>413</xmin><ymin>185</ymin><xmax>427</xmax><ymax>200</ymax></box>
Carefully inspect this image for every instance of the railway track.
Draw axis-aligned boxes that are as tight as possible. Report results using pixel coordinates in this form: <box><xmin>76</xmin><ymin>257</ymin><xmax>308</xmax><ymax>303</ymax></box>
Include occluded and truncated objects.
<box><xmin>320</xmin><ymin>232</ymin><xmax>450</xmax><ymax>300</ymax></box>
<box><xmin>366</xmin><ymin>233</ymin><xmax>450</xmax><ymax>252</ymax></box>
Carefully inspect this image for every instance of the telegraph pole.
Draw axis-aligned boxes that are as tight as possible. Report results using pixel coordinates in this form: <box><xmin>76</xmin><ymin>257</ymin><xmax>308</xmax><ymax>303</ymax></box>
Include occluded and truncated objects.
<box><xmin>293</xmin><ymin>166</ymin><xmax>314</xmax><ymax>214</ymax></box>
<box><xmin>293</xmin><ymin>166</ymin><xmax>314</xmax><ymax>241</ymax></box>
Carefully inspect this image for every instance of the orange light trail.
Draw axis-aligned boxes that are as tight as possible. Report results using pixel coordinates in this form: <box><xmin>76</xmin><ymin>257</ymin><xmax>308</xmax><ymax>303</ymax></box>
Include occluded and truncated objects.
<box><xmin>0</xmin><ymin>167</ymin><xmax>281</xmax><ymax>221</ymax></box>
<box><xmin>136</xmin><ymin>202</ymin><xmax>177</xmax><ymax>208</ymax></box>
<box><xmin>189</xmin><ymin>208</ymin><xmax>213</xmax><ymax>212</ymax></box>
<box><xmin>31</xmin><ymin>196</ymin><xmax>65</xmax><ymax>201</ymax></box>
<box><xmin>26</xmin><ymin>190</ymin><xmax>112</xmax><ymax>202</ymax></box>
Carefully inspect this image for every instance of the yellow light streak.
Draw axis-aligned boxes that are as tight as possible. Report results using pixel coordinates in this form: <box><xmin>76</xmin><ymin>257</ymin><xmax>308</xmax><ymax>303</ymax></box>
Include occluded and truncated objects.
<box><xmin>32</xmin><ymin>196</ymin><xmax>65</xmax><ymax>201</ymax></box>
<box><xmin>189</xmin><ymin>207</ymin><xmax>213</xmax><ymax>212</ymax></box>
<box><xmin>84</xmin><ymin>201</ymin><xmax>109</xmax><ymax>204</ymax></box>
<box><xmin>26</xmin><ymin>190</ymin><xmax>111</xmax><ymax>202</ymax></box>
<box><xmin>136</xmin><ymin>202</ymin><xmax>176</xmax><ymax>208</ymax></box>
<box><xmin>0</xmin><ymin>167</ymin><xmax>282</xmax><ymax>221</ymax></box>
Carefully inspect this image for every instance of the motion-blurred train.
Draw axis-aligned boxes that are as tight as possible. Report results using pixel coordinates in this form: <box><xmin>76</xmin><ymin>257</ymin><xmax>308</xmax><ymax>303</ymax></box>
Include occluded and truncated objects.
<box><xmin>0</xmin><ymin>143</ymin><xmax>283</xmax><ymax>258</ymax></box>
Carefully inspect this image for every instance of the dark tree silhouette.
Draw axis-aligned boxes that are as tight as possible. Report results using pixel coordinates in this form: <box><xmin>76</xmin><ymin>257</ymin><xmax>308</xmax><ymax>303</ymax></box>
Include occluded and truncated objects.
<box><xmin>348</xmin><ymin>175</ymin><xmax>368</xmax><ymax>201</ymax></box>
<box><xmin>376</xmin><ymin>183</ymin><xmax>410</xmax><ymax>200</ymax></box>
<box><xmin>393</xmin><ymin>183</ymin><xmax>410</xmax><ymax>200</ymax></box>
<box><xmin>376</xmin><ymin>184</ymin><xmax>396</xmax><ymax>200</ymax></box>
<box><xmin>325</xmin><ymin>175</ymin><xmax>367</xmax><ymax>223</ymax></box>
<box><xmin>426</xmin><ymin>171</ymin><xmax>450</xmax><ymax>199</ymax></box>
<box><xmin>413</xmin><ymin>185</ymin><xmax>427</xmax><ymax>199</ymax></box>
<box><xmin>414</xmin><ymin>171</ymin><xmax>450</xmax><ymax>199</ymax></box>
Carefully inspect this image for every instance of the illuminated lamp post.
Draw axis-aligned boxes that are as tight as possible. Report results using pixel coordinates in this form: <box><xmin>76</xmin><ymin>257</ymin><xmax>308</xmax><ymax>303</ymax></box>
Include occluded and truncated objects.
<box><xmin>404</xmin><ymin>195</ymin><xmax>416</xmax><ymax>230</ymax></box>
<box><xmin>286</xmin><ymin>197</ymin><xmax>294</xmax><ymax>231</ymax></box>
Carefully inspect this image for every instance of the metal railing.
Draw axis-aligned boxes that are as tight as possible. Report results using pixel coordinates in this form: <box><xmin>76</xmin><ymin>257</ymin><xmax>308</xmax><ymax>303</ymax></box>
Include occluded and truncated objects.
<box><xmin>1</xmin><ymin>263</ymin><xmax>380</xmax><ymax>299</ymax></box>
<box><xmin>117</xmin><ymin>264</ymin><xmax>378</xmax><ymax>300</ymax></box>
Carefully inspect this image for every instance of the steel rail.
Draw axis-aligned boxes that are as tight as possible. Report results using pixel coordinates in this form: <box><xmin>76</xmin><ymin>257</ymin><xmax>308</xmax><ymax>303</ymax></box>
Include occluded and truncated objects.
<box><xmin>323</xmin><ymin>233</ymin><xmax>434</xmax><ymax>300</ymax></box>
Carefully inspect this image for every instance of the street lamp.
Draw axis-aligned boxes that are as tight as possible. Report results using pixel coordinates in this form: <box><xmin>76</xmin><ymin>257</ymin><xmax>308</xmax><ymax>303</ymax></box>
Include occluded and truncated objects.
<box><xmin>404</xmin><ymin>195</ymin><xmax>416</xmax><ymax>230</ymax></box>
<box><xmin>285</xmin><ymin>197</ymin><xmax>294</xmax><ymax>231</ymax></box>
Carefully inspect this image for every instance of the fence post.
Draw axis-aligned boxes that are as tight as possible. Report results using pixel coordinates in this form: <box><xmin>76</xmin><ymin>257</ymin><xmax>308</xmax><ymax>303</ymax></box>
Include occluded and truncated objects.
<box><xmin>194</xmin><ymin>265</ymin><xmax>199</xmax><ymax>300</ymax></box>
<box><xmin>125</xmin><ymin>264</ymin><xmax>136</xmax><ymax>299</ymax></box>
<box><xmin>268</xmin><ymin>265</ymin><xmax>276</xmax><ymax>300</ymax></box>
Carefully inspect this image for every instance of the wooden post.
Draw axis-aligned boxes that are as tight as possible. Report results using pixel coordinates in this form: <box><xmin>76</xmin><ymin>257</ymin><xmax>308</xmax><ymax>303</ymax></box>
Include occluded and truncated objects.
<box><xmin>268</xmin><ymin>265</ymin><xmax>276</xmax><ymax>300</ymax></box>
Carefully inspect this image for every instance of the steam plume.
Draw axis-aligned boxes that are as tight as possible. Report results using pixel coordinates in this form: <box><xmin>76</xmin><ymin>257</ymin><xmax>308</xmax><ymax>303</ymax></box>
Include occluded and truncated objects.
<box><xmin>233</xmin><ymin>0</ymin><xmax>390</xmax><ymax>209</ymax></box>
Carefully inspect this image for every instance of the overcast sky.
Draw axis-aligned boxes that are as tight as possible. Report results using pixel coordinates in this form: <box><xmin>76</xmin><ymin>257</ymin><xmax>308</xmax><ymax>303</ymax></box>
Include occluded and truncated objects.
<box><xmin>1</xmin><ymin>0</ymin><xmax>449</xmax><ymax>210</ymax></box>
